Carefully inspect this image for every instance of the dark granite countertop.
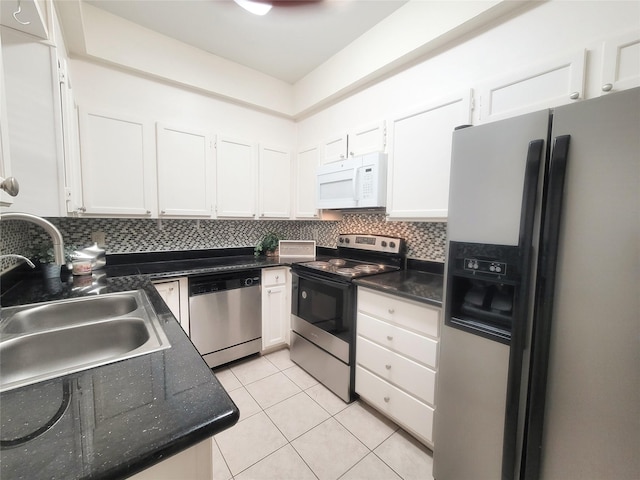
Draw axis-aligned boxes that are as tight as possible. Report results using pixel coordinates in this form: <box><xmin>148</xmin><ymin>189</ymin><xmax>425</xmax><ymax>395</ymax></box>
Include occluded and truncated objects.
<box><xmin>0</xmin><ymin>263</ymin><xmax>251</xmax><ymax>479</ymax></box>
<box><xmin>354</xmin><ymin>269</ymin><xmax>444</xmax><ymax>307</ymax></box>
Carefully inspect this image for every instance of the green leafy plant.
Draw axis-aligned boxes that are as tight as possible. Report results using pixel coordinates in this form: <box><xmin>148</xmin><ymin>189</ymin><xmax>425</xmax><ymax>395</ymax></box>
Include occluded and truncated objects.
<box><xmin>28</xmin><ymin>244</ymin><xmax>76</xmax><ymax>265</ymax></box>
<box><xmin>254</xmin><ymin>232</ymin><xmax>281</xmax><ymax>256</ymax></box>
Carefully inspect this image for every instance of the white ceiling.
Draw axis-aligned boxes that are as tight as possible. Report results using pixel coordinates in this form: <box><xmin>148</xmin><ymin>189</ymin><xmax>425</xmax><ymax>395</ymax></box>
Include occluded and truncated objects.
<box><xmin>85</xmin><ymin>0</ymin><xmax>409</xmax><ymax>84</ymax></box>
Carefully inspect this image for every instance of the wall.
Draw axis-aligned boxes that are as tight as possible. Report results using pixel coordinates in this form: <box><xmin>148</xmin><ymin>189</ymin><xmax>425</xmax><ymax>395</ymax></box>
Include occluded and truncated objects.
<box><xmin>296</xmin><ymin>1</ymin><xmax>640</xmax><ymax>143</ymax></box>
<box><xmin>1</xmin><ymin>214</ymin><xmax>445</xmax><ymax>274</ymax></box>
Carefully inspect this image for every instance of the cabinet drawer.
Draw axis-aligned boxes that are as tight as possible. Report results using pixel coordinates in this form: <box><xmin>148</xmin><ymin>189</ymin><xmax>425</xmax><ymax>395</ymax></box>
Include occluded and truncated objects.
<box><xmin>357</xmin><ymin>312</ymin><xmax>437</xmax><ymax>368</ymax></box>
<box><xmin>357</xmin><ymin>336</ymin><xmax>435</xmax><ymax>405</ymax></box>
<box><xmin>358</xmin><ymin>288</ymin><xmax>439</xmax><ymax>338</ymax></box>
<box><xmin>262</xmin><ymin>268</ymin><xmax>287</xmax><ymax>286</ymax></box>
<box><xmin>356</xmin><ymin>365</ymin><xmax>434</xmax><ymax>446</ymax></box>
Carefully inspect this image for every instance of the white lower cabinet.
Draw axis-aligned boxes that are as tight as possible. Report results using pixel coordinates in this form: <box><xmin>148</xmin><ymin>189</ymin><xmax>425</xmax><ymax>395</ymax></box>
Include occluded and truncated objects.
<box><xmin>153</xmin><ymin>278</ymin><xmax>190</xmax><ymax>335</ymax></box>
<box><xmin>355</xmin><ymin>287</ymin><xmax>440</xmax><ymax>448</ymax></box>
<box><xmin>128</xmin><ymin>437</ymin><xmax>214</xmax><ymax>480</ymax></box>
<box><xmin>261</xmin><ymin>267</ymin><xmax>290</xmax><ymax>350</ymax></box>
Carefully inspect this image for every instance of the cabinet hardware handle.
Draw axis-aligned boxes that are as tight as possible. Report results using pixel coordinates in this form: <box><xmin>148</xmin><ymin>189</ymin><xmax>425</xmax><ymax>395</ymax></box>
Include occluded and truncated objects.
<box><xmin>275</xmin><ymin>276</ymin><xmax>279</xmax><ymax>281</ymax></box>
<box><xmin>161</xmin><ymin>210</ymin><xmax>166</xmax><ymax>215</ymax></box>
<box><xmin>569</xmin><ymin>91</ymin><xmax>580</xmax><ymax>100</ymax></box>
<box><xmin>268</xmin><ymin>289</ymin><xmax>272</xmax><ymax>294</ymax></box>
<box><xmin>602</xmin><ymin>83</ymin><xmax>613</xmax><ymax>92</ymax></box>
<box><xmin>385</xmin><ymin>364</ymin><xmax>391</xmax><ymax>370</ymax></box>
<box><xmin>383</xmin><ymin>396</ymin><xmax>390</xmax><ymax>403</ymax></box>
<box><xmin>146</xmin><ymin>210</ymin><xmax>151</xmax><ymax>215</ymax></box>
<box><xmin>386</xmin><ymin>335</ymin><xmax>393</xmax><ymax>341</ymax></box>
<box><xmin>388</xmin><ymin>308</ymin><xmax>395</xmax><ymax>314</ymax></box>
<box><xmin>78</xmin><ymin>206</ymin><xmax>86</xmax><ymax>213</ymax></box>
<box><xmin>168</xmin><ymin>287</ymin><xmax>174</xmax><ymax>292</ymax></box>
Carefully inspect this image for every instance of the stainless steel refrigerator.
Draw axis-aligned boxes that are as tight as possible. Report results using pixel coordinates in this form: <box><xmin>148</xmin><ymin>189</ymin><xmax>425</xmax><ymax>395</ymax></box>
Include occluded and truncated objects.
<box><xmin>433</xmin><ymin>87</ymin><xmax>640</xmax><ymax>480</ymax></box>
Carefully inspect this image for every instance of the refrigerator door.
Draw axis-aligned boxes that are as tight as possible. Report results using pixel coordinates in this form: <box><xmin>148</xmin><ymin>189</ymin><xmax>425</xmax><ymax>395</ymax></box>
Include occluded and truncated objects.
<box><xmin>434</xmin><ymin>110</ymin><xmax>549</xmax><ymax>480</ymax></box>
<box><xmin>446</xmin><ymin>110</ymin><xmax>549</xmax><ymax>246</ymax></box>
<box><xmin>524</xmin><ymin>87</ymin><xmax>640</xmax><ymax>479</ymax></box>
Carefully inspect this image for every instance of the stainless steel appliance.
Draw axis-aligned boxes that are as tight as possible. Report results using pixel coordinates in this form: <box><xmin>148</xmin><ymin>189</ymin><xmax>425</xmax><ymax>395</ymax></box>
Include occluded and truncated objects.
<box><xmin>189</xmin><ymin>270</ymin><xmax>261</xmax><ymax>368</ymax></box>
<box><xmin>290</xmin><ymin>234</ymin><xmax>405</xmax><ymax>402</ymax></box>
<box><xmin>434</xmin><ymin>87</ymin><xmax>640</xmax><ymax>480</ymax></box>
<box><xmin>316</xmin><ymin>152</ymin><xmax>387</xmax><ymax>209</ymax></box>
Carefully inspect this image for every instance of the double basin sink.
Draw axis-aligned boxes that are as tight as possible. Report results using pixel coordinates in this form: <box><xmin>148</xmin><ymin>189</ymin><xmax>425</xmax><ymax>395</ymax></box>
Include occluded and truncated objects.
<box><xmin>0</xmin><ymin>290</ymin><xmax>171</xmax><ymax>393</ymax></box>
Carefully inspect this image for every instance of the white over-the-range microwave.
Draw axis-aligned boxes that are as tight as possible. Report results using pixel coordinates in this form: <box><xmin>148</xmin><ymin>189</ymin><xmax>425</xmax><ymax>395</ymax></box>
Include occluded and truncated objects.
<box><xmin>316</xmin><ymin>152</ymin><xmax>387</xmax><ymax>209</ymax></box>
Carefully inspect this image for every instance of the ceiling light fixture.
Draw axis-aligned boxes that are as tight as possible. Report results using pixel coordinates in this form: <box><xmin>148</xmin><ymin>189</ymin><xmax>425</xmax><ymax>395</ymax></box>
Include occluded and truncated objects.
<box><xmin>233</xmin><ymin>0</ymin><xmax>272</xmax><ymax>16</ymax></box>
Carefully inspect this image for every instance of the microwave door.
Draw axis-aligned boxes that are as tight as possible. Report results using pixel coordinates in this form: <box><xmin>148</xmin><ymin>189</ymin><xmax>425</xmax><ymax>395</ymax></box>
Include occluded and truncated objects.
<box><xmin>317</xmin><ymin>168</ymin><xmax>358</xmax><ymax>209</ymax></box>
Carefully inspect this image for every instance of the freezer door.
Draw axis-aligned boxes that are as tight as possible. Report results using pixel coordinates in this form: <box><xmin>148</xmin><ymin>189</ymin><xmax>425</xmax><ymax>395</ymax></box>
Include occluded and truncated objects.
<box><xmin>524</xmin><ymin>87</ymin><xmax>640</xmax><ymax>480</ymax></box>
<box><xmin>447</xmin><ymin>110</ymin><xmax>549</xmax><ymax>246</ymax></box>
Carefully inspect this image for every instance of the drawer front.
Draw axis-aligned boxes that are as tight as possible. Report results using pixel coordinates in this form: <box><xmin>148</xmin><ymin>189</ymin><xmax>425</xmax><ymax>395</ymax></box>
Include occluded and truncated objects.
<box><xmin>356</xmin><ymin>366</ymin><xmax>434</xmax><ymax>445</ymax></box>
<box><xmin>262</xmin><ymin>267</ymin><xmax>287</xmax><ymax>286</ymax></box>
<box><xmin>358</xmin><ymin>288</ymin><xmax>439</xmax><ymax>338</ymax></box>
<box><xmin>357</xmin><ymin>336</ymin><xmax>436</xmax><ymax>405</ymax></box>
<box><xmin>357</xmin><ymin>312</ymin><xmax>438</xmax><ymax>368</ymax></box>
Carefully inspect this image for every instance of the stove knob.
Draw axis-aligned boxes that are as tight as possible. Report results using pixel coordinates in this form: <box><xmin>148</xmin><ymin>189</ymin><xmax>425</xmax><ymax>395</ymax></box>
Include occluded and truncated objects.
<box><xmin>381</xmin><ymin>241</ymin><xmax>387</xmax><ymax>247</ymax></box>
<box><xmin>339</xmin><ymin>237</ymin><xmax>344</xmax><ymax>243</ymax></box>
<box><xmin>389</xmin><ymin>241</ymin><xmax>396</xmax><ymax>249</ymax></box>
<box><xmin>345</xmin><ymin>238</ymin><xmax>350</xmax><ymax>244</ymax></box>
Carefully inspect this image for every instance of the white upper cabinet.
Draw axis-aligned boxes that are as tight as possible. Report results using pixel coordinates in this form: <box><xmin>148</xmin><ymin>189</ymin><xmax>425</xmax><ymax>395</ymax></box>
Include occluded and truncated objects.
<box><xmin>258</xmin><ymin>144</ymin><xmax>291</xmax><ymax>219</ymax></box>
<box><xmin>322</xmin><ymin>121</ymin><xmax>386</xmax><ymax>163</ymax></box>
<box><xmin>601</xmin><ymin>30</ymin><xmax>640</xmax><ymax>94</ymax></box>
<box><xmin>476</xmin><ymin>50</ymin><xmax>586</xmax><ymax>124</ymax></box>
<box><xmin>1</xmin><ymin>27</ymin><xmax>63</xmax><ymax>216</ymax></box>
<box><xmin>78</xmin><ymin>108</ymin><xmax>155</xmax><ymax>216</ymax></box>
<box><xmin>387</xmin><ymin>90</ymin><xmax>473</xmax><ymax>221</ymax></box>
<box><xmin>216</xmin><ymin>135</ymin><xmax>256</xmax><ymax>218</ymax></box>
<box><xmin>348</xmin><ymin>121</ymin><xmax>386</xmax><ymax>157</ymax></box>
<box><xmin>294</xmin><ymin>145</ymin><xmax>320</xmax><ymax>219</ymax></box>
<box><xmin>0</xmin><ymin>33</ymin><xmax>12</xmax><ymax>208</ymax></box>
<box><xmin>323</xmin><ymin>133</ymin><xmax>348</xmax><ymax>163</ymax></box>
<box><xmin>156</xmin><ymin>123</ymin><xmax>213</xmax><ymax>217</ymax></box>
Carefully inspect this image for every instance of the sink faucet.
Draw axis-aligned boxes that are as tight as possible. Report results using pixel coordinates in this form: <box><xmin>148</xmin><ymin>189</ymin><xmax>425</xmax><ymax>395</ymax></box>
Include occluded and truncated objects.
<box><xmin>0</xmin><ymin>213</ymin><xmax>65</xmax><ymax>265</ymax></box>
<box><xmin>0</xmin><ymin>254</ymin><xmax>35</xmax><ymax>269</ymax></box>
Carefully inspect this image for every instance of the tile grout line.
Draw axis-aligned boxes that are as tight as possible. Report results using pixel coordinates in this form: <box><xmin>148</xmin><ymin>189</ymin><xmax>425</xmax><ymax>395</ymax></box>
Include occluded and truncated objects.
<box><xmin>215</xmin><ymin>351</ymin><xmax>413</xmax><ymax>480</ymax></box>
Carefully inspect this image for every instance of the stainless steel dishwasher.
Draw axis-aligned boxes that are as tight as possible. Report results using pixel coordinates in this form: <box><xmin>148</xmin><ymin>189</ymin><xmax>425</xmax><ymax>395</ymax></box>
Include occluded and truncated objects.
<box><xmin>189</xmin><ymin>270</ymin><xmax>262</xmax><ymax>368</ymax></box>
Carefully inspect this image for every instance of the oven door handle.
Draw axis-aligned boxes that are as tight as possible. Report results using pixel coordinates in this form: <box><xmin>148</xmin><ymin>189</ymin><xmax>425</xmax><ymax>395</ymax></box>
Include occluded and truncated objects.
<box><xmin>291</xmin><ymin>268</ymin><xmax>351</xmax><ymax>290</ymax></box>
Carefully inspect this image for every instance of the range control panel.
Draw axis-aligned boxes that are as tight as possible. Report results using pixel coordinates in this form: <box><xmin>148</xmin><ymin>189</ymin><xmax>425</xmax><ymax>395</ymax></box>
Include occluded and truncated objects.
<box><xmin>464</xmin><ymin>258</ymin><xmax>507</xmax><ymax>276</ymax></box>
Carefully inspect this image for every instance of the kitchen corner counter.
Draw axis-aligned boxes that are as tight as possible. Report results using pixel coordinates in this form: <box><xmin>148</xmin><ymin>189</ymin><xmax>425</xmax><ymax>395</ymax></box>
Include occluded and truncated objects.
<box><xmin>0</xmin><ymin>273</ymin><xmax>239</xmax><ymax>480</ymax></box>
<box><xmin>354</xmin><ymin>269</ymin><xmax>443</xmax><ymax>307</ymax></box>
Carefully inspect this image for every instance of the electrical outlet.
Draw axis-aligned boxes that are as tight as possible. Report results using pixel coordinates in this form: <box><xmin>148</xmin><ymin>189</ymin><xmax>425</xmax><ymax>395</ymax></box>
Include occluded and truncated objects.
<box><xmin>91</xmin><ymin>231</ymin><xmax>106</xmax><ymax>247</ymax></box>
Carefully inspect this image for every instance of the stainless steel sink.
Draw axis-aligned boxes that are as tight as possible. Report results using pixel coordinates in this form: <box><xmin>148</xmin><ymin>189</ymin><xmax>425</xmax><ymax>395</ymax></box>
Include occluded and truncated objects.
<box><xmin>0</xmin><ymin>290</ymin><xmax>171</xmax><ymax>393</ymax></box>
<box><xmin>1</xmin><ymin>294</ymin><xmax>139</xmax><ymax>334</ymax></box>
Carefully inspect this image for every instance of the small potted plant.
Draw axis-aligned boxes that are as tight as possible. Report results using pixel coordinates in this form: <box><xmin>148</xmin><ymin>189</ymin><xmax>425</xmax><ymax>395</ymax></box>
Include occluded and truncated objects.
<box><xmin>28</xmin><ymin>244</ymin><xmax>76</xmax><ymax>278</ymax></box>
<box><xmin>254</xmin><ymin>232</ymin><xmax>282</xmax><ymax>257</ymax></box>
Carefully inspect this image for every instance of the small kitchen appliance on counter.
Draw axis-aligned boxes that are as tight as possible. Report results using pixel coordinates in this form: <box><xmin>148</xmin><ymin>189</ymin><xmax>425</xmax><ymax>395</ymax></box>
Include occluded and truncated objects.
<box><xmin>290</xmin><ymin>234</ymin><xmax>405</xmax><ymax>402</ymax></box>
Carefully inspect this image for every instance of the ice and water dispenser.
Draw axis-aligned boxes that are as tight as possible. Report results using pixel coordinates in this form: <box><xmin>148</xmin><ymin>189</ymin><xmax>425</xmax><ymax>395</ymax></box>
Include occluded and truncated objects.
<box><xmin>445</xmin><ymin>241</ymin><xmax>522</xmax><ymax>344</ymax></box>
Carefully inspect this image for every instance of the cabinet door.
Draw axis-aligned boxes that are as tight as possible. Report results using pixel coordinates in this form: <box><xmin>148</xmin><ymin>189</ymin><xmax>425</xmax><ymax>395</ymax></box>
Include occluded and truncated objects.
<box><xmin>79</xmin><ymin>108</ymin><xmax>154</xmax><ymax>216</ymax></box>
<box><xmin>323</xmin><ymin>133</ymin><xmax>348</xmax><ymax>163</ymax></box>
<box><xmin>2</xmin><ymin>28</ymin><xmax>63</xmax><ymax>216</ymax></box>
<box><xmin>348</xmin><ymin>121</ymin><xmax>386</xmax><ymax>157</ymax></box>
<box><xmin>477</xmin><ymin>50</ymin><xmax>586</xmax><ymax>123</ymax></box>
<box><xmin>294</xmin><ymin>145</ymin><xmax>320</xmax><ymax>219</ymax></box>
<box><xmin>157</xmin><ymin>123</ymin><xmax>212</xmax><ymax>217</ymax></box>
<box><xmin>58</xmin><ymin>58</ymin><xmax>83</xmax><ymax>215</ymax></box>
<box><xmin>153</xmin><ymin>280</ymin><xmax>181</xmax><ymax>320</ymax></box>
<box><xmin>0</xmin><ymin>33</ymin><xmax>12</xmax><ymax>207</ymax></box>
<box><xmin>258</xmin><ymin>144</ymin><xmax>291</xmax><ymax>218</ymax></box>
<box><xmin>387</xmin><ymin>90</ymin><xmax>472</xmax><ymax>220</ymax></box>
<box><xmin>601</xmin><ymin>30</ymin><xmax>640</xmax><ymax>94</ymax></box>
<box><xmin>215</xmin><ymin>136</ymin><xmax>256</xmax><ymax>218</ymax></box>
<box><xmin>262</xmin><ymin>284</ymin><xmax>288</xmax><ymax>349</ymax></box>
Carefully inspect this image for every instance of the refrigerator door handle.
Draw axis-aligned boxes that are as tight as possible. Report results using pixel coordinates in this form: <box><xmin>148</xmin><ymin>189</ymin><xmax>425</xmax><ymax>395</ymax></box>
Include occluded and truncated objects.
<box><xmin>522</xmin><ymin>134</ymin><xmax>571</xmax><ymax>480</ymax></box>
<box><xmin>502</xmin><ymin>138</ymin><xmax>545</xmax><ymax>479</ymax></box>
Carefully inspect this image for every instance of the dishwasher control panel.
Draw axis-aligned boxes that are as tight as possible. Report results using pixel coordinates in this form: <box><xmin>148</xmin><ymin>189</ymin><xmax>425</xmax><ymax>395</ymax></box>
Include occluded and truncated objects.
<box><xmin>189</xmin><ymin>270</ymin><xmax>261</xmax><ymax>296</ymax></box>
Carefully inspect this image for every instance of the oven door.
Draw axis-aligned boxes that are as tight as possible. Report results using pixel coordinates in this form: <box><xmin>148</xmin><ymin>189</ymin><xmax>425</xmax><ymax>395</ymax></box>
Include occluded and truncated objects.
<box><xmin>291</xmin><ymin>269</ymin><xmax>354</xmax><ymax>363</ymax></box>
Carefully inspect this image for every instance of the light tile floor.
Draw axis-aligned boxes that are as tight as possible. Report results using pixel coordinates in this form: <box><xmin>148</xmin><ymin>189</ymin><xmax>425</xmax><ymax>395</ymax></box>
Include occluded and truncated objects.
<box><xmin>212</xmin><ymin>349</ymin><xmax>434</xmax><ymax>480</ymax></box>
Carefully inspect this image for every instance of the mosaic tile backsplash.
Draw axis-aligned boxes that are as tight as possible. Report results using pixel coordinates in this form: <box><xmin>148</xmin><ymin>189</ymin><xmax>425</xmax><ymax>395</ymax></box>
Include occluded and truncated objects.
<box><xmin>1</xmin><ymin>214</ymin><xmax>446</xmax><ymax>273</ymax></box>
